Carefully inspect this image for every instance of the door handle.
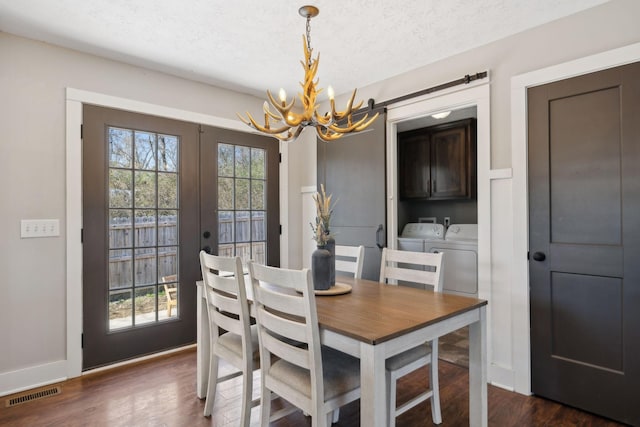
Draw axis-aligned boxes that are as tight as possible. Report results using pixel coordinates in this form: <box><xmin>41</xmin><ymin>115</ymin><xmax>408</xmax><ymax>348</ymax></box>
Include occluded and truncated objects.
<box><xmin>532</xmin><ymin>251</ymin><xmax>546</xmax><ymax>261</ymax></box>
<box><xmin>376</xmin><ymin>224</ymin><xmax>385</xmax><ymax>249</ymax></box>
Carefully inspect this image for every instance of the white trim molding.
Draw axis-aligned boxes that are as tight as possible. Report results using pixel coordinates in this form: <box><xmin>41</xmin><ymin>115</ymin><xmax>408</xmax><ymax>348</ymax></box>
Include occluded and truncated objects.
<box><xmin>385</xmin><ymin>82</ymin><xmax>499</xmax><ymax>384</ymax></box>
<box><xmin>510</xmin><ymin>42</ymin><xmax>640</xmax><ymax>395</ymax></box>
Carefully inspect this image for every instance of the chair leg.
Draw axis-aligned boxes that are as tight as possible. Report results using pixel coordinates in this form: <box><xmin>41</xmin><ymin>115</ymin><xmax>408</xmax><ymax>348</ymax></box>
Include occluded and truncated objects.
<box><xmin>430</xmin><ymin>342</ymin><xmax>442</xmax><ymax>424</ymax></box>
<box><xmin>260</xmin><ymin>387</ymin><xmax>271</xmax><ymax>427</ymax></box>
<box><xmin>387</xmin><ymin>369</ymin><xmax>396</xmax><ymax>427</ymax></box>
<box><xmin>239</xmin><ymin>366</ymin><xmax>253</xmax><ymax>427</ymax></box>
<box><xmin>203</xmin><ymin>354</ymin><xmax>219</xmax><ymax>417</ymax></box>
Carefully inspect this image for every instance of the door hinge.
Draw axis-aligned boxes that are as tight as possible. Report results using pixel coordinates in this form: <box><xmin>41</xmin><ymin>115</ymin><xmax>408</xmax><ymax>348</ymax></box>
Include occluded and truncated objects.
<box><xmin>279</xmin><ymin>153</ymin><xmax>282</xmax><ymax>163</ymax></box>
<box><xmin>80</xmin><ymin>124</ymin><xmax>83</xmax><ymax>139</ymax></box>
<box><xmin>81</xmin><ymin>228</ymin><xmax>83</xmax><ymax>243</ymax></box>
<box><xmin>527</xmin><ymin>251</ymin><xmax>530</xmax><ymax>260</ymax></box>
<box><xmin>81</xmin><ymin>333</ymin><xmax>84</xmax><ymax>348</ymax></box>
<box><xmin>279</xmin><ymin>224</ymin><xmax>282</xmax><ymax>235</ymax></box>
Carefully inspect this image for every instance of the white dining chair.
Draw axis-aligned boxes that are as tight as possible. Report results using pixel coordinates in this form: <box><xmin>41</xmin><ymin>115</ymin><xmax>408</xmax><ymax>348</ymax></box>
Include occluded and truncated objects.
<box><xmin>199</xmin><ymin>251</ymin><xmax>258</xmax><ymax>426</ymax></box>
<box><xmin>335</xmin><ymin>244</ymin><xmax>365</xmax><ymax>279</ymax></box>
<box><xmin>247</xmin><ymin>261</ymin><xmax>361</xmax><ymax>427</ymax></box>
<box><xmin>379</xmin><ymin>247</ymin><xmax>444</xmax><ymax>426</ymax></box>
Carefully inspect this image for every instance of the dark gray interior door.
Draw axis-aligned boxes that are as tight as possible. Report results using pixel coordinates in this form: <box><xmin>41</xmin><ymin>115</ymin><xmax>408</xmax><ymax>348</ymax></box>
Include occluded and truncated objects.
<box><xmin>317</xmin><ymin>109</ymin><xmax>386</xmax><ymax>281</ymax></box>
<box><xmin>528</xmin><ymin>61</ymin><xmax>640</xmax><ymax>425</ymax></box>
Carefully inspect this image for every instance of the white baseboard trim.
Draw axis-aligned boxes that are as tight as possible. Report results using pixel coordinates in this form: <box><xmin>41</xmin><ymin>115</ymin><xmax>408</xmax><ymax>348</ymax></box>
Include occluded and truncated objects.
<box><xmin>489</xmin><ymin>363</ymin><xmax>517</xmax><ymax>393</ymax></box>
<box><xmin>0</xmin><ymin>360</ymin><xmax>68</xmax><ymax>397</ymax></box>
<box><xmin>0</xmin><ymin>344</ymin><xmax>196</xmax><ymax>398</ymax></box>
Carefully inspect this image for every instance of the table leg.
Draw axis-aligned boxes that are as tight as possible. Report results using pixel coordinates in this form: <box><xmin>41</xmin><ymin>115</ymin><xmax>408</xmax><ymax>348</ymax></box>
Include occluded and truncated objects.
<box><xmin>360</xmin><ymin>342</ymin><xmax>387</xmax><ymax>427</ymax></box>
<box><xmin>468</xmin><ymin>306</ymin><xmax>488</xmax><ymax>427</ymax></box>
<box><xmin>196</xmin><ymin>282</ymin><xmax>210</xmax><ymax>399</ymax></box>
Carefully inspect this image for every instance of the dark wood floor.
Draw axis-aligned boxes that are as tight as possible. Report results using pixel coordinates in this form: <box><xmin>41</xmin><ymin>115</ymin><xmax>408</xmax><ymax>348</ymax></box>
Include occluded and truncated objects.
<box><xmin>1</xmin><ymin>348</ymin><xmax>627</xmax><ymax>427</ymax></box>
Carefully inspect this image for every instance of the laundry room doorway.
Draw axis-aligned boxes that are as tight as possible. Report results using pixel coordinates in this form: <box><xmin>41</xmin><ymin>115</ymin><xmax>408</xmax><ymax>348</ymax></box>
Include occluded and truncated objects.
<box><xmin>385</xmin><ymin>82</ymin><xmax>491</xmax><ymax>366</ymax></box>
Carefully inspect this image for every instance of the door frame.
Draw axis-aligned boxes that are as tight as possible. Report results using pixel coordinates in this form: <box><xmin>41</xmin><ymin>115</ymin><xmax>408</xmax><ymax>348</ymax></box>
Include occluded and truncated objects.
<box><xmin>385</xmin><ymin>81</ymin><xmax>492</xmax><ymax>369</ymax></box>
<box><xmin>65</xmin><ymin>88</ymin><xmax>287</xmax><ymax>377</ymax></box>
<box><xmin>511</xmin><ymin>41</ymin><xmax>640</xmax><ymax>395</ymax></box>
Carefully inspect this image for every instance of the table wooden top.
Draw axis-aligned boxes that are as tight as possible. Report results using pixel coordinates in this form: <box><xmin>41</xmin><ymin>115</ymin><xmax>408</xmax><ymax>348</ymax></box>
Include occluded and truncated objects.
<box><xmin>314</xmin><ymin>276</ymin><xmax>487</xmax><ymax>345</ymax></box>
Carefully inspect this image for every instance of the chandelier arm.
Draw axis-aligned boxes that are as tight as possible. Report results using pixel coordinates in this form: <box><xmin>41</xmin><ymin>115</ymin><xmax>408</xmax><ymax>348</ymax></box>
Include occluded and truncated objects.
<box><xmin>243</xmin><ymin>112</ymin><xmax>295</xmax><ymax>135</ymax></box>
<box><xmin>316</xmin><ymin>126</ymin><xmax>344</xmax><ymax>142</ymax></box>
<box><xmin>353</xmin><ymin>112</ymin><xmax>380</xmax><ymax>131</ymax></box>
<box><xmin>332</xmin><ymin>98</ymin><xmax>365</xmax><ymax>121</ymax></box>
<box><xmin>332</xmin><ymin>89</ymin><xmax>357</xmax><ymax>121</ymax></box>
<box><xmin>267</xmin><ymin>90</ymin><xmax>296</xmax><ymax>114</ymax></box>
<box><xmin>327</xmin><ymin>113</ymin><xmax>377</xmax><ymax>134</ymax></box>
<box><xmin>314</xmin><ymin>110</ymin><xmax>333</xmax><ymax>126</ymax></box>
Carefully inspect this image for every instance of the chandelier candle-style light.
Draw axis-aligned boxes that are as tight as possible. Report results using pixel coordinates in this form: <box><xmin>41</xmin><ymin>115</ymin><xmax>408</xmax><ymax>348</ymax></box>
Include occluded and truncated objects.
<box><xmin>237</xmin><ymin>5</ymin><xmax>378</xmax><ymax>142</ymax></box>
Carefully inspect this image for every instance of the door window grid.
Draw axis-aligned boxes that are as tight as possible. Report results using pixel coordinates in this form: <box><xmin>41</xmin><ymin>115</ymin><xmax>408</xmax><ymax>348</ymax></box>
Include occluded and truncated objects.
<box><xmin>217</xmin><ymin>144</ymin><xmax>266</xmax><ymax>266</ymax></box>
<box><xmin>107</xmin><ymin>126</ymin><xmax>180</xmax><ymax>331</ymax></box>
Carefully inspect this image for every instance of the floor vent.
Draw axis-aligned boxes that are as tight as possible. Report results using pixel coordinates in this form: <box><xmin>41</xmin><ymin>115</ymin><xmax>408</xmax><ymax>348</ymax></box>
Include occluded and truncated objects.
<box><xmin>5</xmin><ymin>386</ymin><xmax>61</xmax><ymax>407</ymax></box>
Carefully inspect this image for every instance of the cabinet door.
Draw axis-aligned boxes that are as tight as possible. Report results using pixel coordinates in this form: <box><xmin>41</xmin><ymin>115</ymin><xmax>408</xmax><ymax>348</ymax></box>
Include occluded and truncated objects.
<box><xmin>398</xmin><ymin>131</ymin><xmax>430</xmax><ymax>199</ymax></box>
<box><xmin>430</xmin><ymin>121</ymin><xmax>473</xmax><ymax>199</ymax></box>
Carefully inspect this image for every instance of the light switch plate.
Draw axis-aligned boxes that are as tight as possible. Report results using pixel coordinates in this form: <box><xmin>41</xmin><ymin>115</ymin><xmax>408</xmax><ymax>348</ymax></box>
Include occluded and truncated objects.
<box><xmin>21</xmin><ymin>219</ymin><xmax>60</xmax><ymax>238</ymax></box>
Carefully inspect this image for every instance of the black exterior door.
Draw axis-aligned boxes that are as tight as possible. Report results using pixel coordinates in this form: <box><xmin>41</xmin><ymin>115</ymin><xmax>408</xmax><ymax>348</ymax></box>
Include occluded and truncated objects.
<box><xmin>528</xmin><ymin>62</ymin><xmax>640</xmax><ymax>425</ymax></box>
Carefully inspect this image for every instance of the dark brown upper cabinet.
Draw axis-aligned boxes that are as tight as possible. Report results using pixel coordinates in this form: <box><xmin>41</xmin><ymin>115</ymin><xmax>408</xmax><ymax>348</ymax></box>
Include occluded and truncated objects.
<box><xmin>398</xmin><ymin>118</ymin><xmax>476</xmax><ymax>200</ymax></box>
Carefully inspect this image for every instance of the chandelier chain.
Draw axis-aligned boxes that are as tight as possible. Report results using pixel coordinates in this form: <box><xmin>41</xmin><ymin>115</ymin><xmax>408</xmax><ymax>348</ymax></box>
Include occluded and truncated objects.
<box><xmin>306</xmin><ymin>16</ymin><xmax>312</xmax><ymax>56</ymax></box>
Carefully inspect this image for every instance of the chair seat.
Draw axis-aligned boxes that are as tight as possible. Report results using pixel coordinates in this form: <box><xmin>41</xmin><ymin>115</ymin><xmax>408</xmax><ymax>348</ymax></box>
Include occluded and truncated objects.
<box><xmin>386</xmin><ymin>342</ymin><xmax>431</xmax><ymax>372</ymax></box>
<box><xmin>217</xmin><ymin>324</ymin><xmax>260</xmax><ymax>364</ymax></box>
<box><xmin>269</xmin><ymin>346</ymin><xmax>360</xmax><ymax>400</ymax></box>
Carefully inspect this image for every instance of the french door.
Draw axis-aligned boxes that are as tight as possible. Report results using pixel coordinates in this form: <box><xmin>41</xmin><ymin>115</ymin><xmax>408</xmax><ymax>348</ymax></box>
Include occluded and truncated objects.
<box><xmin>82</xmin><ymin>106</ymin><xmax>278</xmax><ymax>370</ymax></box>
<box><xmin>199</xmin><ymin>125</ymin><xmax>280</xmax><ymax>267</ymax></box>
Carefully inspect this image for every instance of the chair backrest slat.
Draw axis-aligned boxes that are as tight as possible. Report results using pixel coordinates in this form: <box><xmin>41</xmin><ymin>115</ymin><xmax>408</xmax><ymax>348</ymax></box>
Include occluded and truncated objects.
<box><xmin>335</xmin><ymin>244</ymin><xmax>365</xmax><ymax>279</ymax></box>
<box><xmin>380</xmin><ymin>248</ymin><xmax>443</xmax><ymax>291</ymax></box>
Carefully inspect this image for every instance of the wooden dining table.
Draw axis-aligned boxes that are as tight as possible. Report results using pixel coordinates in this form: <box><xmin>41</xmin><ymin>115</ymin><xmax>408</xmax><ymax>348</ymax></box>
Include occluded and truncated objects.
<box><xmin>196</xmin><ymin>275</ymin><xmax>488</xmax><ymax>427</ymax></box>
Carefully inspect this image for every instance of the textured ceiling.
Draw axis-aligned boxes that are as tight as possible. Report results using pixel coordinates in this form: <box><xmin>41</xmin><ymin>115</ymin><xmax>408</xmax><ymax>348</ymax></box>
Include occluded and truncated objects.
<box><xmin>0</xmin><ymin>0</ymin><xmax>608</xmax><ymax>98</ymax></box>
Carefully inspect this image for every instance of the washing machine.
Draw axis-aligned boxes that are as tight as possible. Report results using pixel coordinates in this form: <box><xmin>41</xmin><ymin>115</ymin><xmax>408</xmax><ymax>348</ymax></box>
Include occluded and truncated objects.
<box><xmin>397</xmin><ymin>222</ymin><xmax>444</xmax><ymax>252</ymax></box>
<box><xmin>425</xmin><ymin>224</ymin><xmax>478</xmax><ymax>297</ymax></box>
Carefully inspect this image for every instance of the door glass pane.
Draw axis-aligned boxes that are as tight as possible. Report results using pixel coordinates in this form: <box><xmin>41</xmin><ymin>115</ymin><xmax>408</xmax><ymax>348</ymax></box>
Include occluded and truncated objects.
<box><xmin>109</xmin><ymin>249</ymin><xmax>132</xmax><ymax>289</ymax></box>
<box><xmin>235</xmin><ymin>146</ymin><xmax>250</xmax><ymax>178</ymax></box>
<box><xmin>251</xmin><ymin>181</ymin><xmax>265</xmax><ymax>210</ymax></box>
<box><xmin>235</xmin><ymin>179</ymin><xmax>250</xmax><ymax>209</ymax></box>
<box><xmin>109</xmin><ymin>127</ymin><xmax>133</xmax><ymax>168</ymax></box>
<box><xmin>135</xmin><ymin>171</ymin><xmax>156</xmax><ymax>208</ymax></box>
<box><xmin>107</xmin><ymin>125</ymin><xmax>180</xmax><ymax>331</ymax></box>
<box><xmin>158</xmin><ymin>172</ymin><xmax>178</xmax><ymax>209</ymax></box>
<box><xmin>218</xmin><ymin>143</ymin><xmax>234</xmax><ymax>176</ymax></box>
<box><xmin>218</xmin><ymin>178</ymin><xmax>234</xmax><ymax>210</ymax></box>
<box><xmin>135</xmin><ymin>210</ymin><xmax>156</xmax><ymax>247</ymax></box>
<box><xmin>217</xmin><ymin>144</ymin><xmax>268</xmax><ymax>265</ymax></box>
<box><xmin>109</xmin><ymin>169</ymin><xmax>132</xmax><ymax>208</ymax></box>
<box><xmin>251</xmin><ymin>148</ymin><xmax>265</xmax><ymax>179</ymax></box>
<box><xmin>158</xmin><ymin>135</ymin><xmax>178</xmax><ymax>172</ymax></box>
<box><xmin>134</xmin><ymin>286</ymin><xmax>157</xmax><ymax>325</ymax></box>
<box><xmin>109</xmin><ymin>210</ymin><xmax>132</xmax><ymax>248</ymax></box>
<box><xmin>134</xmin><ymin>131</ymin><xmax>156</xmax><ymax>170</ymax></box>
<box><xmin>159</xmin><ymin>210</ymin><xmax>178</xmax><ymax>246</ymax></box>
<box><xmin>110</xmin><ymin>290</ymin><xmax>132</xmax><ymax>330</ymax></box>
